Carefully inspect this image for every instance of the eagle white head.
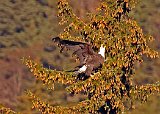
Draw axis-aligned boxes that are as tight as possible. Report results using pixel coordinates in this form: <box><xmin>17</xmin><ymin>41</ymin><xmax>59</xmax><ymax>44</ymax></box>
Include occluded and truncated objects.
<box><xmin>98</xmin><ymin>45</ymin><xmax>105</xmax><ymax>58</ymax></box>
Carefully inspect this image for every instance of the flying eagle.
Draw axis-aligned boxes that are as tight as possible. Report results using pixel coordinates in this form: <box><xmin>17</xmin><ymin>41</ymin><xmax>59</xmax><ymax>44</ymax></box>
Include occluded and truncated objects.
<box><xmin>52</xmin><ymin>37</ymin><xmax>105</xmax><ymax>79</ymax></box>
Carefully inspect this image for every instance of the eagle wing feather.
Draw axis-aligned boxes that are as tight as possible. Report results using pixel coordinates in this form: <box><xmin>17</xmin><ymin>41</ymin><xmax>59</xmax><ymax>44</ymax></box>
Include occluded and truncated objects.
<box><xmin>52</xmin><ymin>37</ymin><xmax>94</xmax><ymax>66</ymax></box>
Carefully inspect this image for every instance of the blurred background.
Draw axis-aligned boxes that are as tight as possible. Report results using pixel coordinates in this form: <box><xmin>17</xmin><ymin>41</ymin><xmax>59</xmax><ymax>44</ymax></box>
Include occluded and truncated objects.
<box><xmin>0</xmin><ymin>0</ymin><xmax>159</xmax><ymax>114</ymax></box>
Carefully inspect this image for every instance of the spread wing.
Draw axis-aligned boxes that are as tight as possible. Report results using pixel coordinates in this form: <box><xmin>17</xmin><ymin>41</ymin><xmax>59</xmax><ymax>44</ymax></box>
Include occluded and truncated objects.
<box><xmin>52</xmin><ymin>37</ymin><xmax>95</xmax><ymax>65</ymax></box>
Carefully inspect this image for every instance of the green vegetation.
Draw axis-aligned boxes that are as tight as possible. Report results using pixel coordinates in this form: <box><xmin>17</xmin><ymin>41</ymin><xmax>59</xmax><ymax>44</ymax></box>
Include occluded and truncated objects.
<box><xmin>22</xmin><ymin>0</ymin><xmax>159</xmax><ymax>113</ymax></box>
<box><xmin>0</xmin><ymin>0</ymin><xmax>160</xmax><ymax>114</ymax></box>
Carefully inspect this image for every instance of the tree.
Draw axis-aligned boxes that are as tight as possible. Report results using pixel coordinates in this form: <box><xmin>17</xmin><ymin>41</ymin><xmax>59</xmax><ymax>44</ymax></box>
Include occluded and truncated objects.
<box><xmin>1</xmin><ymin>0</ymin><xmax>159</xmax><ymax>114</ymax></box>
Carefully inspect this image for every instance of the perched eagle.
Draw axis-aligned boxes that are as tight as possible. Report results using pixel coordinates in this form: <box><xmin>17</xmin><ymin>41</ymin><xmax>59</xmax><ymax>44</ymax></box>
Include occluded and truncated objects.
<box><xmin>52</xmin><ymin>37</ymin><xmax>105</xmax><ymax>79</ymax></box>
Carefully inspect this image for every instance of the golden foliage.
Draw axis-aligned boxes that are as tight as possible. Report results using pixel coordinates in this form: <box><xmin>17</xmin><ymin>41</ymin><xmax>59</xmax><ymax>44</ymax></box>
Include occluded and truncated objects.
<box><xmin>21</xmin><ymin>0</ymin><xmax>160</xmax><ymax>113</ymax></box>
<box><xmin>0</xmin><ymin>106</ymin><xmax>19</xmax><ymax>114</ymax></box>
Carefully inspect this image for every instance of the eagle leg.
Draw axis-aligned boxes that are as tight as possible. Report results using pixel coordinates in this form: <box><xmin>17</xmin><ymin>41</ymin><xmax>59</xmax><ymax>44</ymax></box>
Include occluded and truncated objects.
<box><xmin>85</xmin><ymin>65</ymin><xmax>94</xmax><ymax>77</ymax></box>
<box><xmin>76</xmin><ymin>65</ymin><xmax>94</xmax><ymax>80</ymax></box>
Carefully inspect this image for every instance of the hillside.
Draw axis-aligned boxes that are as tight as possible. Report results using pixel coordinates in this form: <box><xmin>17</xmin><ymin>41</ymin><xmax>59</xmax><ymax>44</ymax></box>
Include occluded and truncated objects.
<box><xmin>0</xmin><ymin>0</ymin><xmax>159</xmax><ymax>113</ymax></box>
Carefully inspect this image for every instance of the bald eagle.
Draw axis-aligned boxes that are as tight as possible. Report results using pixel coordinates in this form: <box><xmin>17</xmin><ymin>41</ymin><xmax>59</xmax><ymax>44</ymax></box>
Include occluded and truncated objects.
<box><xmin>52</xmin><ymin>37</ymin><xmax>105</xmax><ymax>79</ymax></box>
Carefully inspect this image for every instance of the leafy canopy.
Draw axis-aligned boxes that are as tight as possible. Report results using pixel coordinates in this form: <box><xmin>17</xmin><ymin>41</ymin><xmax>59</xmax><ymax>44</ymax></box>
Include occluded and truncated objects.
<box><xmin>2</xmin><ymin>0</ymin><xmax>160</xmax><ymax>114</ymax></box>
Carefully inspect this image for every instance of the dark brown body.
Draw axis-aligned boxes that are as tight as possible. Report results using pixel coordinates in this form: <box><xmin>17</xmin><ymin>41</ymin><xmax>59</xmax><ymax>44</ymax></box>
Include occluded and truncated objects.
<box><xmin>52</xmin><ymin>37</ymin><xmax>104</xmax><ymax>77</ymax></box>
